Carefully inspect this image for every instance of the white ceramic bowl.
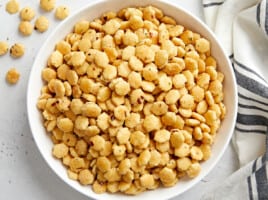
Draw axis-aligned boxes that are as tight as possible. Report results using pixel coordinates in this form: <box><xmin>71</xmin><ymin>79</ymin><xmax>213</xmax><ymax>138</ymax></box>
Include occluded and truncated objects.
<box><xmin>27</xmin><ymin>0</ymin><xmax>238</xmax><ymax>199</ymax></box>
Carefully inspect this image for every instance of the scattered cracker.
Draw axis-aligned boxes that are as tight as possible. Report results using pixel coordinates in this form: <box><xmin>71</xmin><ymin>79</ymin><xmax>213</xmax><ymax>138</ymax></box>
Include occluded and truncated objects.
<box><xmin>10</xmin><ymin>43</ymin><xmax>25</xmax><ymax>58</ymax></box>
<box><xmin>34</xmin><ymin>16</ymin><xmax>49</xmax><ymax>32</ymax></box>
<box><xmin>0</xmin><ymin>41</ymin><xmax>9</xmax><ymax>56</ymax></box>
<box><xmin>6</xmin><ymin>68</ymin><xmax>20</xmax><ymax>84</ymax></box>
<box><xmin>40</xmin><ymin>0</ymin><xmax>56</xmax><ymax>12</ymax></box>
<box><xmin>20</xmin><ymin>6</ymin><xmax>35</xmax><ymax>21</ymax></box>
<box><xmin>55</xmin><ymin>5</ymin><xmax>70</xmax><ymax>20</ymax></box>
<box><xmin>5</xmin><ymin>0</ymin><xmax>20</xmax><ymax>14</ymax></box>
<box><xmin>18</xmin><ymin>21</ymin><xmax>33</xmax><ymax>36</ymax></box>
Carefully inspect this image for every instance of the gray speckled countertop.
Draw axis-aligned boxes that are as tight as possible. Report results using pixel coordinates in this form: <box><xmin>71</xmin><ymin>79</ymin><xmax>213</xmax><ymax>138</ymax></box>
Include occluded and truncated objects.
<box><xmin>0</xmin><ymin>0</ymin><xmax>239</xmax><ymax>199</ymax></box>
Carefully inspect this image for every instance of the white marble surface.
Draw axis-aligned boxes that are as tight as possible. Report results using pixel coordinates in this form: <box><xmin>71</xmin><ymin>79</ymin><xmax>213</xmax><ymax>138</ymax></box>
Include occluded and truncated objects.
<box><xmin>0</xmin><ymin>0</ymin><xmax>239</xmax><ymax>199</ymax></box>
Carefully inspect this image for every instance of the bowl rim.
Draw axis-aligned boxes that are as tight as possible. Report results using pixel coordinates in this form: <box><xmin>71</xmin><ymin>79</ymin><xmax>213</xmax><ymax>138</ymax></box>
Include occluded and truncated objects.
<box><xmin>27</xmin><ymin>0</ymin><xmax>238</xmax><ymax>199</ymax></box>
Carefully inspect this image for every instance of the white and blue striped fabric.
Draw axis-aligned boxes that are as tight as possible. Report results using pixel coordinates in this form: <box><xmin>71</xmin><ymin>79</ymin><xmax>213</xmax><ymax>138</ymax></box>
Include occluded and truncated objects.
<box><xmin>202</xmin><ymin>0</ymin><xmax>268</xmax><ymax>199</ymax></box>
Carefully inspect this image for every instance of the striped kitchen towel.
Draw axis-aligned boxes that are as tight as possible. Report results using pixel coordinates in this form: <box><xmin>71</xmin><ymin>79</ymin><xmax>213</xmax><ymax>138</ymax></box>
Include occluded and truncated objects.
<box><xmin>201</xmin><ymin>0</ymin><xmax>268</xmax><ymax>199</ymax></box>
